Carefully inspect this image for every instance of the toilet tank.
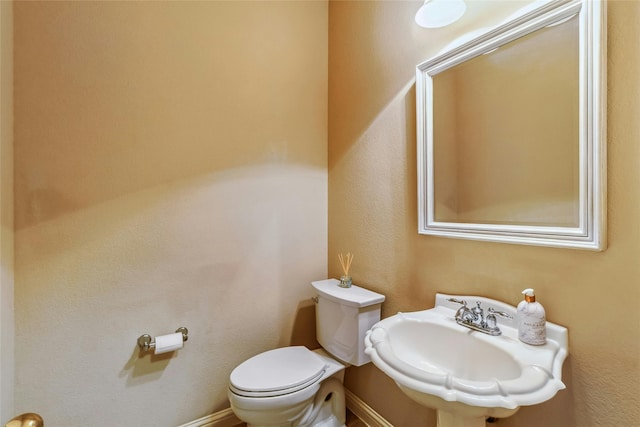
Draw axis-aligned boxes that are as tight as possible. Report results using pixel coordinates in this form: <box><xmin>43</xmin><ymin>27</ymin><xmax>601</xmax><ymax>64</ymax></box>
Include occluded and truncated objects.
<box><xmin>311</xmin><ymin>279</ymin><xmax>385</xmax><ymax>366</ymax></box>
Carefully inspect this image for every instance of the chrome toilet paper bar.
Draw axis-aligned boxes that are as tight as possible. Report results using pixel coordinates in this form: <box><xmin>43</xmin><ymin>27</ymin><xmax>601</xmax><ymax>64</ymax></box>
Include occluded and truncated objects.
<box><xmin>137</xmin><ymin>327</ymin><xmax>188</xmax><ymax>352</ymax></box>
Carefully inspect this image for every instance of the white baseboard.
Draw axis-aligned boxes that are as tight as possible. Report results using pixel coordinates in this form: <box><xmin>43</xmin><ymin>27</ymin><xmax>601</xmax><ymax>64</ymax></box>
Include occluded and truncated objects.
<box><xmin>177</xmin><ymin>408</ymin><xmax>241</xmax><ymax>427</ymax></box>
<box><xmin>178</xmin><ymin>389</ymin><xmax>392</xmax><ymax>427</ymax></box>
<box><xmin>345</xmin><ymin>389</ymin><xmax>393</xmax><ymax>427</ymax></box>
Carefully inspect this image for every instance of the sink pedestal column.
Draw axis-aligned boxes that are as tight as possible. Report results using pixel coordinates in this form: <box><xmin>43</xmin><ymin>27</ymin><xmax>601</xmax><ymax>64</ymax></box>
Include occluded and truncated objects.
<box><xmin>437</xmin><ymin>410</ymin><xmax>487</xmax><ymax>427</ymax></box>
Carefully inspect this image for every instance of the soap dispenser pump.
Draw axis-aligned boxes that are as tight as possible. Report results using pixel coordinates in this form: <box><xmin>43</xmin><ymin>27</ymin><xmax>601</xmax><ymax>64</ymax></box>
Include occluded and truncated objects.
<box><xmin>517</xmin><ymin>288</ymin><xmax>546</xmax><ymax>345</ymax></box>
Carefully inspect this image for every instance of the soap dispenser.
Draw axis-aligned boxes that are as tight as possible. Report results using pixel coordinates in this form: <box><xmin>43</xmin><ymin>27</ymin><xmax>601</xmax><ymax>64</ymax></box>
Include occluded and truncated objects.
<box><xmin>517</xmin><ymin>288</ymin><xmax>546</xmax><ymax>345</ymax></box>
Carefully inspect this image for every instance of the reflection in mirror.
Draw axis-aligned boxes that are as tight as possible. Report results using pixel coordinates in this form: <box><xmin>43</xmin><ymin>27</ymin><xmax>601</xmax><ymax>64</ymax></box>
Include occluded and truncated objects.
<box><xmin>433</xmin><ymin>14</ymin><xmax>579</xmax><ymax>227</ymax></box>
<box><xmin>416</xmin><ymin>0</ymin><xmax>606</xmax><ymax>250</ymax></box>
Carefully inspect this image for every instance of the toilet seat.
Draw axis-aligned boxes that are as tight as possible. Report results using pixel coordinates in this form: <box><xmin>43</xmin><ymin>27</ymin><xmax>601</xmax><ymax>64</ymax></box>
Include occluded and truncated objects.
<box><xmin>229</xmin><ymin>346</ymin><xmax>328</xmax><ymax>398</ymax></box>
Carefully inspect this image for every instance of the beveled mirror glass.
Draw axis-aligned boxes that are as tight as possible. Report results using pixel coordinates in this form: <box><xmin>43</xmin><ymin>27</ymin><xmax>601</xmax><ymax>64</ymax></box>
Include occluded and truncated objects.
<box><xmin>416</xmin><ymin>0</ymin><xmax>606</xmax><ymax>250</ymax></box>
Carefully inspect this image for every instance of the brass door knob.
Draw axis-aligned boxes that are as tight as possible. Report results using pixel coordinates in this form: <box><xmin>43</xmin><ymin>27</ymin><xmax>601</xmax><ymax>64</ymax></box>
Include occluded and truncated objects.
<box><xmin>5</xmin><ymin>413</ymin><xmax>43</xmax><ymax>427</ymax></box>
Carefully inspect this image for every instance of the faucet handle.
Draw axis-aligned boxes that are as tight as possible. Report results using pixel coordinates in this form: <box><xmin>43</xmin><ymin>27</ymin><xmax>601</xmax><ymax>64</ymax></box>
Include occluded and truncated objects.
<box><xmin>448</xmin><ymin>298</ymin><xmax>467</xmax><ymax>306</ymax></box>
<box><xmin>487</xmin><ymin>307</ymin><xmax>512</xmax><ymax>319</ymax></box>
<box><xmin>448</xmin><ymin>298</ymin><xmax>473</xmax><ymax>323</ymax></box>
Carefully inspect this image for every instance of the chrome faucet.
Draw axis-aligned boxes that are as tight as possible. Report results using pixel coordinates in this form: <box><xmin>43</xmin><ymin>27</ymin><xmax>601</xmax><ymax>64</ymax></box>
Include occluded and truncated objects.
<box><xmin>448</xmin><ymin>298</ymin><xmax>512</xmax><ymax>336</ymax></box>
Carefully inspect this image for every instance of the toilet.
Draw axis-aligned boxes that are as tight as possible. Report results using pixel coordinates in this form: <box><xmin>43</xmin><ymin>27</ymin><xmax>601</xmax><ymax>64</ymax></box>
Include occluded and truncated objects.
<box><xmin>227</xmin><ymin>278</ymin><xmax>385</xmax><ymax>427</ymax></box>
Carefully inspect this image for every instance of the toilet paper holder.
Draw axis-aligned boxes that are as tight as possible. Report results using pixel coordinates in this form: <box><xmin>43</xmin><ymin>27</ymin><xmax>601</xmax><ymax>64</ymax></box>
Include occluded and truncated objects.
<box><xmin>137</xmin><ymin>327</ymin><xmax>188</xmax><ymax>352</ymax></box>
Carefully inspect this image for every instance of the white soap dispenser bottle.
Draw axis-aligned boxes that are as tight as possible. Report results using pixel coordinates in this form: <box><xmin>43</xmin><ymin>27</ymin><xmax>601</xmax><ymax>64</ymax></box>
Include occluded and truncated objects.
<box><xmin>517</xmin><ymin>288</ymin><xmax>546</xmax><ymax>345</ymax></box>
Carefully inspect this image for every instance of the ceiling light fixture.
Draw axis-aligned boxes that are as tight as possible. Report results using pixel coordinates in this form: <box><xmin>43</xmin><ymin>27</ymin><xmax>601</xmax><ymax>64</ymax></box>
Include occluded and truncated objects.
<box><xmin>415</xmin><ymin>0</ymin><xmax>467</xmax><ymax>28</ymax></box>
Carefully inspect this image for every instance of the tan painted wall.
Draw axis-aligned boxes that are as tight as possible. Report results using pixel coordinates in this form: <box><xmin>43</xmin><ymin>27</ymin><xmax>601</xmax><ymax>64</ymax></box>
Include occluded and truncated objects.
<box><xmin>13</xmin><ymin>2</ymin><xmax>327</xmax><ymax>426</ymax></box>
<box><xmin>0</xmin><ymin>0</ymin><xmax>14</xmax><ymax>421</ymax></box>
<box><xmin>12</xmin><ymin>0</ymin><xmax>640</xmax><ymax>426</ymax></box>
<box><xmin>329</xmin><ymin>1</ymin><xmax>639</xmax><ymax>426</ymax></box>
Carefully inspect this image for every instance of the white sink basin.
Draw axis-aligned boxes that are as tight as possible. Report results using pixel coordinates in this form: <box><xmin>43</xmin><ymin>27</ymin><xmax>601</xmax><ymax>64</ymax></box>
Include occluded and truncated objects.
<box><xmin>364</xmin><ymin>294</ymin><xmax>568</xmax><ymax>426</ymax></box>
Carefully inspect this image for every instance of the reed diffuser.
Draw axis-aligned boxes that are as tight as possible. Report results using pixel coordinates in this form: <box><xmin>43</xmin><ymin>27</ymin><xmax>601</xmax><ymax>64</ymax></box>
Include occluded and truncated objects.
<box><xmin>338</xmin><ymin>252</ymin><xmax>353</xmax><ymax>288</ymax></box>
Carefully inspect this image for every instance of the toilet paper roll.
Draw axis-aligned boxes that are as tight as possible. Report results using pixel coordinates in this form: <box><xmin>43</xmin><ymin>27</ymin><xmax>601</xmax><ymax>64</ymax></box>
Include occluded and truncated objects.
<box><xmin>154</xmin><ymin>332</ymin><xmax>184</xmax><ymax>355</ymax></box>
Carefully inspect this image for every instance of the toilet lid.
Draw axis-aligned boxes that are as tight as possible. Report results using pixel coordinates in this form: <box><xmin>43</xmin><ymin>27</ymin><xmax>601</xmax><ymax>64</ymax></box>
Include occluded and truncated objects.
<box><xmin>229</xmin><ymin>346</ymin><xmax>328</xmax><ymax>397</ymax></box>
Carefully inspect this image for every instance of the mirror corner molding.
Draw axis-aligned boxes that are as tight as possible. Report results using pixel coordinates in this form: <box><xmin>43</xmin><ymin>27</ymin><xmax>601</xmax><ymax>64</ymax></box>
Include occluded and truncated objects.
<box><xmin>416</xmin><ymin>0</ymin><xmax>607</xmax><ymax>251</ymax></box>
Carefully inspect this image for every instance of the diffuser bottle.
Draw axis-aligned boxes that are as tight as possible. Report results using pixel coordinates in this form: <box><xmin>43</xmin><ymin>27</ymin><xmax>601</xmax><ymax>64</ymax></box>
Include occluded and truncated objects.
<box><xmin>517</xmin><ymin>288</ymin><xmax>546</xmax><ymax>345</ymax></box>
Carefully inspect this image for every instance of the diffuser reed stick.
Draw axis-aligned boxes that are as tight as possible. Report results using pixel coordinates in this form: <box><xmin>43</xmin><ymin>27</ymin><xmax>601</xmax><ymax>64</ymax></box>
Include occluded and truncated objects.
<box><xmin>338</xmin><ymin>252</ymin><xmax>353</xmax><ymax>287</ymax></box>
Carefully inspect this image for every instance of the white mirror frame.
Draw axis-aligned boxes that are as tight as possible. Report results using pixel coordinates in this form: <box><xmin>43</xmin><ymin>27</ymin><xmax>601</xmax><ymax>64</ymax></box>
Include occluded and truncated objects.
<box><xmin>416</xmin><ymin>0</ymin><xmax>606</xmax><ymax>251</ymax></box>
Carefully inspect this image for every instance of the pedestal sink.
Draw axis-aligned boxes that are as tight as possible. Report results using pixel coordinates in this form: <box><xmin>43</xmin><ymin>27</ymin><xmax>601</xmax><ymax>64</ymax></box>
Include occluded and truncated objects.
<box><xmin>364</xmin><ymin>294</ymin><xmax>568</xmax><ymax>427</ymax></box>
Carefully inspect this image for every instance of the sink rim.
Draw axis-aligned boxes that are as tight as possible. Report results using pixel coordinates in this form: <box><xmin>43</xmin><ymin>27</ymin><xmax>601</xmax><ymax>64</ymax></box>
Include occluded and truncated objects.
<box><xmin>364</xmin><ymin>293</ymin><xmax>568</xmax><ymax>411</ymax></box>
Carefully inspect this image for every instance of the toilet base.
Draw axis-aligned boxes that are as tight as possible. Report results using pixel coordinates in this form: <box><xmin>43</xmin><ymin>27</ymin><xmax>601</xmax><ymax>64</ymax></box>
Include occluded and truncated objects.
<box><xmin>310</xmin><ymin>414</ymin><xmax>345</xmax><ymax>427</ymax></box>
<box><xmin>240</xmin><ymin>376</ymin><xmax>346</xmax><ymax>427</ymax></box>
<box><xmin>300</xmin><ymin>377</ymin><xmax>345</xmax><ymax>427</ymax></box>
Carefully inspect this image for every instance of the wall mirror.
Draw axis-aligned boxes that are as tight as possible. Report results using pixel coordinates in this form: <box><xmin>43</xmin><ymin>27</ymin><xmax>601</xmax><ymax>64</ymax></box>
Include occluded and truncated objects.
<box><xmin>416</xmin><ymin>0</ymin><xmax>606</xmax><ymax>250</ymax></box>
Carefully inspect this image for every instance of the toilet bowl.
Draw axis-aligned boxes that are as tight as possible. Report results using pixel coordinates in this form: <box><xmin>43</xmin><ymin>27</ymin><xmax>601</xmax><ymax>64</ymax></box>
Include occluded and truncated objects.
<box><xmin>229</xmin><ymin>347</ymin><xmax>345</xmax><ymax>427</ymax></box>
<box><xmin>227</xmin><ymin>279</ymin><xmax>385</xmax><ymax>427</ymax></box>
